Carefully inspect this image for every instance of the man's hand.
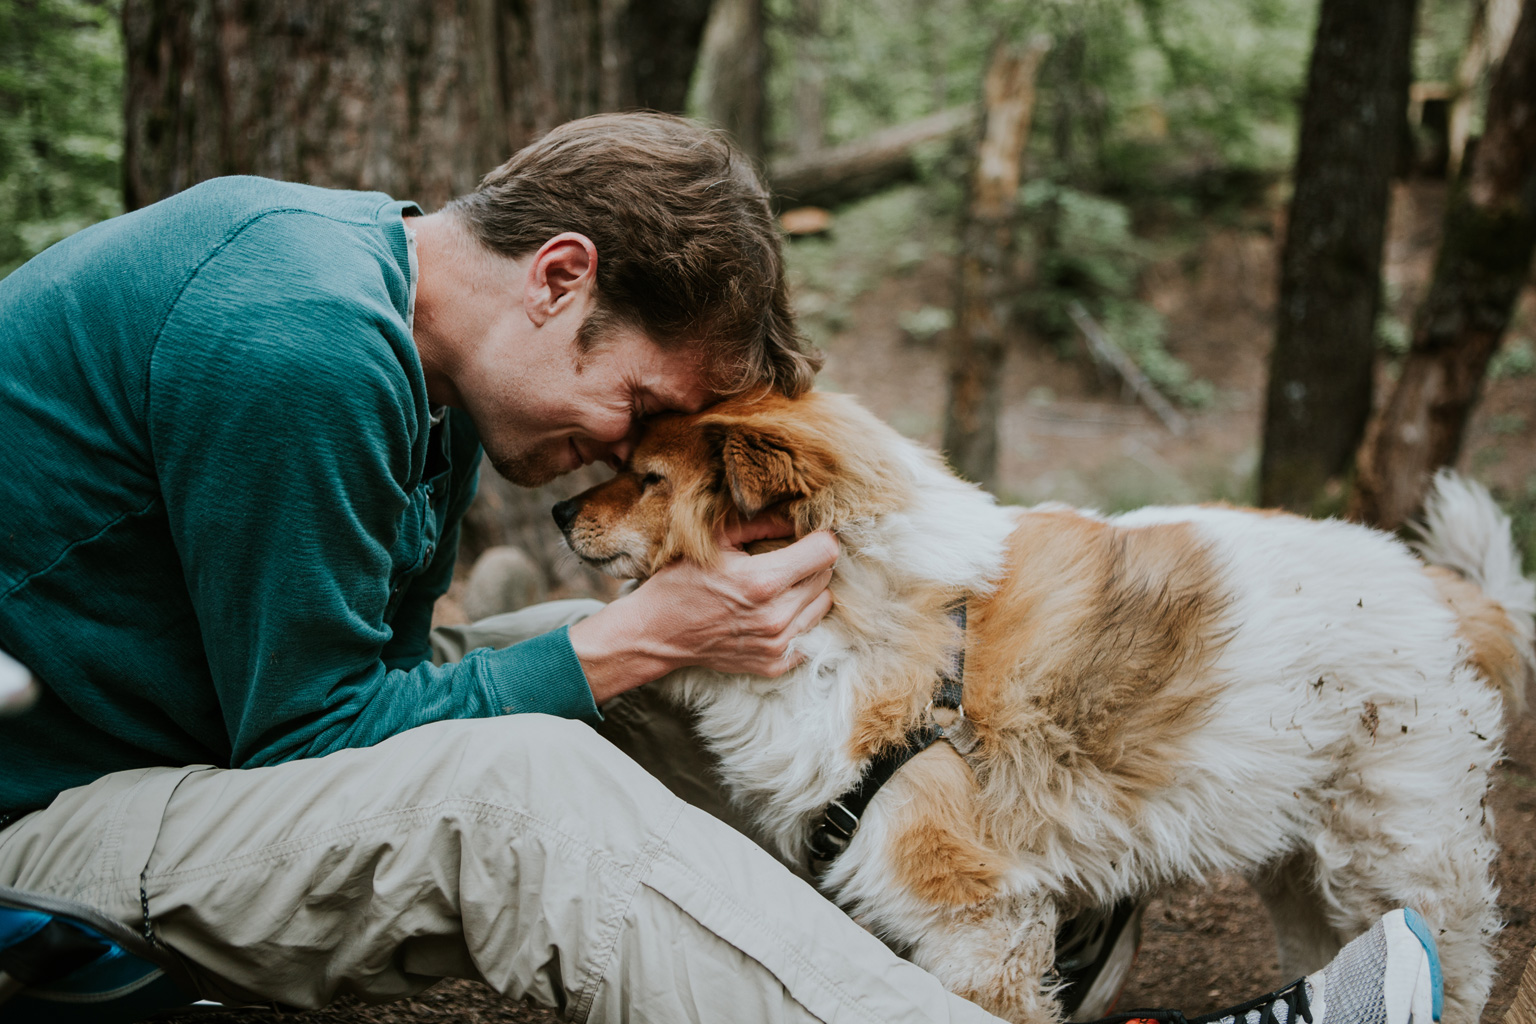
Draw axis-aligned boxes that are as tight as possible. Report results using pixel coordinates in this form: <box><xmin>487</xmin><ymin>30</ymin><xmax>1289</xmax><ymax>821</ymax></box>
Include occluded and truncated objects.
<box><xmin>567</xmin><ymin>524</ymin><xmax>838</xmax><ymax>705</ymax></box>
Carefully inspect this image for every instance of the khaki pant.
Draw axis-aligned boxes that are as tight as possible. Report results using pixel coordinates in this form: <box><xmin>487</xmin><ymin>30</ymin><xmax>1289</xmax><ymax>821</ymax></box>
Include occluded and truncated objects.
<box><xmin>0</xmin><ymin>602</ymin><xmax>1002</xmax><ymax>1023</ymax></box>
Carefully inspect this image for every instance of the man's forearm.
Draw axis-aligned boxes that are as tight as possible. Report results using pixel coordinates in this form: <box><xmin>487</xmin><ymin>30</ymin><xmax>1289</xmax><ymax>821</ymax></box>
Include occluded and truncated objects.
<box><xmin>568</xmin><ymin>601</ymin><xmax>678</xmax><ymax>705</ymax></box>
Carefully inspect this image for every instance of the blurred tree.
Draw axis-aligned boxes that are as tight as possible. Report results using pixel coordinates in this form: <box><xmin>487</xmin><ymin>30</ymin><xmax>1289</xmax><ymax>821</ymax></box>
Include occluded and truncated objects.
<box><xmin>693</xmin><ymin>0</ymin><xmax>768</xmax><ymax>162</ymax></box>
<box><xmin>1447</xmin><ymin>0</ymin><xmax>1522</xmax><ymax>179</ymax></box>
<box><xmin>943</xmin><ymin>35</ymin><xmax>1051</xmax><ymax>490</ymax></box>
<box><xmin>786</xmin><ymin>0</ymin><xmax>826</xmax><ymax>158</ymax></box>
<box><xmin>1351</xmin><ymin>0</ymin><xmax>1536</xmax><ymax>530</ymax></box>
<box><xmin>0</xmin><ymin>0</ymin><xmax>123</xmax><ymax>277</ymax></box>
<box><xmin>1258</xmin><ymin>0</ymin><xmax>1420</xmax><ymax>513</ymax></box>
<box><xmin>121</xmin><ymin>0</ymin><xmax>712</xmax><ymax>211</ymax></box>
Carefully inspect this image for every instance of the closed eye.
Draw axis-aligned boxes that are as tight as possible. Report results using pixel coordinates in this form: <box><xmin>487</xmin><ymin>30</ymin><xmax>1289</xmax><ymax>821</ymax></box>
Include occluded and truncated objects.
<box><xmin>640</xmin><ymin>472</ymin><xmax>664</xmax><ymax>490</ymax></box>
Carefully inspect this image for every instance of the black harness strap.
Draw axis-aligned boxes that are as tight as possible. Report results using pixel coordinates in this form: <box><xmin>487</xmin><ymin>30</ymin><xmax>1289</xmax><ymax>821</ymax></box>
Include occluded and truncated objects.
<box><xmin>807</xmin><ymin>603</ymin><xmax>969</xmax><ymax>872</ymax></box>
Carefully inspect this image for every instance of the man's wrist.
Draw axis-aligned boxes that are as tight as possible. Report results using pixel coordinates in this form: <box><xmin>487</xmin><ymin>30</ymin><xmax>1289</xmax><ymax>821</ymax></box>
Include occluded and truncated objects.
<box><xmin>567</xmin><ymin>598</ymin><xmax>677</xmax><ymax>704</ymax></box>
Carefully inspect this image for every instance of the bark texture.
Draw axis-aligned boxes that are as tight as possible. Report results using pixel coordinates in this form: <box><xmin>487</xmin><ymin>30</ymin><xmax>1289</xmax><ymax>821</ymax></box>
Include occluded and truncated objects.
<box><xmin>122</xmin><ymin>0</ymin><xmax>711</xmax><ymax>211</ymax></box>
<box><xmin>693</xmin><ymin>0</ymin><xmax>767</xmax><ymax>162</ymax></box>
<box><xmin>1258</xmin><ymin>0</ymin><xmax>1419</xmax><ymax>512</ymax></box>
<box><xmin>786</xmin><ymin>0</ymin><xmax>826</xmax><ymax>158</ymax></box>
<box><xmin>942</xmin><ymin>37</ymin><xmax>1050</xmax><ymax>490</ymax></box>
<box><xmin>1351</xmin><ymin>0</ymin><xmax>1536</xmax><ymax>530</ymax></box>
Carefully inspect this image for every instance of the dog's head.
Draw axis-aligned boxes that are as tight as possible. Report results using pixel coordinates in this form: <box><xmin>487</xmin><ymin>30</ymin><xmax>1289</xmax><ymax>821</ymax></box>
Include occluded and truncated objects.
<box><xmin>552</xmin><ymin>390</ymin><xmax>904</xmax><ymax>578</ymax></box>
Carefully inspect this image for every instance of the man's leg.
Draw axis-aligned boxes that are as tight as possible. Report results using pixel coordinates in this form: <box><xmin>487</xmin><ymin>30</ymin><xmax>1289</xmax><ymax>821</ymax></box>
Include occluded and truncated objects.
<box><xmin>0</xmin><ymin>717</ymin><xmax>1000</xmax><ymax>1023</ymax></box>
<box><xmin>432</xmin><ymin>600</ymin><xmax>794</xmax><ymax>869</ymax></box>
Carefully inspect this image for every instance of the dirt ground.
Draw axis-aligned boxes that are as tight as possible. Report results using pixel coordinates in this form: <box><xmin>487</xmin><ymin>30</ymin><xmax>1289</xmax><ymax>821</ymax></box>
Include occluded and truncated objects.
<box><xmin>159</xmin><ymin>181</ymin><xmax>1536</xmax><ymax>1023</ymax></box>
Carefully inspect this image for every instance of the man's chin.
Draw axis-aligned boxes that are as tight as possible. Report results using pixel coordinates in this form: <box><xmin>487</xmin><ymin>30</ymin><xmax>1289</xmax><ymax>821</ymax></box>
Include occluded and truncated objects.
<box><xmin>488</xmin><ymin>449</ymin><xmax>568</xmax><ymax>488</ymax></box>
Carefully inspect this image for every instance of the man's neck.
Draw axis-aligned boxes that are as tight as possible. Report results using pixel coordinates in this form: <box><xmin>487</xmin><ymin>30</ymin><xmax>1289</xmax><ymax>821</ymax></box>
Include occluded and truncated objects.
<box><xmin>407</xmin><ymin>212</ymin><xmax>520</xmax><ymax>410</ymax></box>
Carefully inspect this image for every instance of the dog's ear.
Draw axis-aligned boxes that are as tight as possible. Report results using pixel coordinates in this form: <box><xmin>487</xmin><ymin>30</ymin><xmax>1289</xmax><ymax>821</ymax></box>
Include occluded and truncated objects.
<box><xmin>714</xmin><ymin>425</ymin><xmax>832</xmax><ymax>519</ymax></box>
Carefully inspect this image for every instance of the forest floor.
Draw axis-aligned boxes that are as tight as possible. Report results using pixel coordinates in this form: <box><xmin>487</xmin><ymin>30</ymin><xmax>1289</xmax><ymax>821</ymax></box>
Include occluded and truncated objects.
<box><xmin>159</xmin><ymin>179</ymin><xmax>1536</xmax><ymax>1024</ymax></box>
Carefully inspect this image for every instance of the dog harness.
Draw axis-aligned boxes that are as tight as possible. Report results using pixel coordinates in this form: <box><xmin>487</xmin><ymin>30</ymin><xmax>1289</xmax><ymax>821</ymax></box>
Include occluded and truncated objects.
<box><xmin>807</xmin><ymin>602</ymin><xmax>979</xmax><ymax>873</ymax></box>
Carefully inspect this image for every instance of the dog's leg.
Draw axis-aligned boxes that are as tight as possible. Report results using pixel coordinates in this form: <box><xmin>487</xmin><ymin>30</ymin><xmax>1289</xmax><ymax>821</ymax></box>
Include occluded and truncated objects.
<box><xmin>1248</xmin><ymin>850</ymin><xmax>1341</xmax><ymax>979</ymax></box>
<box><xmin>856</xmin><ymin>747</ymin><xmax>1058</xmax><ymax>1022</ymax></box>
<box><xmin>1303</xmin><ymin>713</ymin><xmax>1502</xmax><ymax>1024</ymax></box>
<box><xmin>907</xmin><ymin>892</ymin><xmax>1063</xmax><ymax>1024</ymax></box>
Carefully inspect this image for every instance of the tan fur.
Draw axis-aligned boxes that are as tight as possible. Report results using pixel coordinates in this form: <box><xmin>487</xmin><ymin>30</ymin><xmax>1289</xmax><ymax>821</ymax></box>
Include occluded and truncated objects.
<box><xmin>1426</xmin><ymin>564</ymin><xmax>1528</xmax><ymax>709</ymax></box>
<box><xmin>962</xmin><ymin>514</ymin><xmax>1228</xmax><ymax>848</ymax></box>
<box><xmin>563</xmin><ymin>392</ymin><xmax>1229</xmax><ymax>867</ymax></box>
<box><xmin>886</xmin><ymin>746</ymin><xmax>1002</xmax><ymax>907</ymax></box>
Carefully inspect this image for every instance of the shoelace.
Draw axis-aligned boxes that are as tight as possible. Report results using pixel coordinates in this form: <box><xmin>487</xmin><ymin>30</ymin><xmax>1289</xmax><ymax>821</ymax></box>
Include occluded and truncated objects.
<box><xmin>1088</xmin><ymin>976</ymin><xmax>1313</xmax><ymax>1024</ymax></box>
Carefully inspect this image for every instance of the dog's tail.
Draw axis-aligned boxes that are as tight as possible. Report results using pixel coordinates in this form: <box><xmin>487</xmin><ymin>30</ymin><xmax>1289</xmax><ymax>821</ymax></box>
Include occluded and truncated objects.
<box><xmin>1411</xmin><ymin>469</ymin><xmax>1536</xmax><ymax>712</ymax></box>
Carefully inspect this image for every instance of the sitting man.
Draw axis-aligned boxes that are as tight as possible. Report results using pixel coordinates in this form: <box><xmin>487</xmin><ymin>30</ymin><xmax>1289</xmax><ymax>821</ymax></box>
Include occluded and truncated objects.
<box><xmin>0</xmin><ymin>111</ymin><xmax>993</xmax><ymax>1022</ymax></box>
<box><xmin>0</xmin><ymin>112</ymin><xmax>1426</xmax><ymax>1024</ymax></box>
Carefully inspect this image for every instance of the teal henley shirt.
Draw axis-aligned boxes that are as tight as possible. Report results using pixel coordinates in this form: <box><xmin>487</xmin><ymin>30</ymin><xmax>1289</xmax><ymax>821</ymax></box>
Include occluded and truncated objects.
<box><xmin>0</xmin><ymin>177</ymin><xmax>599</xmax><ymax>815</ymax></box>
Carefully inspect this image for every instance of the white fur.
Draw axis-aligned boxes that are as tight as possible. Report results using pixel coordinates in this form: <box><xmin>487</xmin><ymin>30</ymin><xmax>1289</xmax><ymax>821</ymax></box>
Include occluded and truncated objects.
<box><xmin>658</xmin><ymin>429</ymin><xmax>1524</xmax><ymax>1024</ymax></box>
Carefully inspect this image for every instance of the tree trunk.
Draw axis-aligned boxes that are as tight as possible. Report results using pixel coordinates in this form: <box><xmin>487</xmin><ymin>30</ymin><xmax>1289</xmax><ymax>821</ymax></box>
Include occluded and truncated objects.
<box><xmin>627</xmin><ymin>0</ymin><xmax>715</xmax><ymax>116</ymax></box>
<box><xmin>1449</xmin><ymin>0</ymin><xmax>1523</xmax><ymax>179</ymax></box>
<box><xmin>942</xmin><ymin>37</ymin><xmax>1050</xmax><ymax>491</ymax></box>
<box><xmin>122</xmin><ymin>0</ymin><xmax>711</xmax><ymax>211</ymax></box>
<box><xmin>693</xmin><ymin>0</ymin><xmax>767</xmax><ymax>162</ymax></box>
<box><xmin>1350</xmin><ymin>0</ymin><xmax>1536</xmax><ymax>530</ymax></box>
<box><xmin>1257</xmin><ymin>0</ymin><xmax>1419</xmax><ymax>513</ymax></box>
<box><xmin>787</xmin><ymin>0</ymin><xmax>826</xmax><ymax>158</ymax></box>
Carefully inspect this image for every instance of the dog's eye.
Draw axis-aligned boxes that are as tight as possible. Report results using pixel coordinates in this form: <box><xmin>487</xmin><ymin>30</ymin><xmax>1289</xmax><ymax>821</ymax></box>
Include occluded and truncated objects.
<box><xmin>640</xmin><ymin>472</ymin><xmax>664</xmax><ymax>490</ymax></box>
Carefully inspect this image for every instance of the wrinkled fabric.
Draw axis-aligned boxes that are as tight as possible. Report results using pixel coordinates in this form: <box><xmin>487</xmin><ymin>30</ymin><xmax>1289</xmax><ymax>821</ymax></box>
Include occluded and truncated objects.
<box><xmin>0</xmin><ymin>715</ymin><xmax>1003</xmax><ymax>1023</ymax></box>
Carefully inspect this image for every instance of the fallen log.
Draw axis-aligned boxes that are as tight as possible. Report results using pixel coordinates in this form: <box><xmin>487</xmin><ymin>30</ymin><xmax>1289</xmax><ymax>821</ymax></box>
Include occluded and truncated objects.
<box><xmin>768</xmin><ymin>105</ymin><xmax>977</xmax><ymax>209</ymax></box>
<box><xmin>1068</xmin><ymin>301</ymin><xmax>1188</xmax><ymax>436</ymax></box>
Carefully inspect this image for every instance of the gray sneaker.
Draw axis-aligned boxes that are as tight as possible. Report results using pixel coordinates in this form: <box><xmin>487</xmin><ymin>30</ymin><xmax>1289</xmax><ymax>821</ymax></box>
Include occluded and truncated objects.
<box><xmin>1087</xmin><ymin>908</ymin><xmax>1443</xmax><ymax>1024</ymax></box>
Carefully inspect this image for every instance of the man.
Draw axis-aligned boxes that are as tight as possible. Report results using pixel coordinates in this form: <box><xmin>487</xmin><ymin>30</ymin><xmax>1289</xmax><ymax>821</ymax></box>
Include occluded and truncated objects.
<box><xmin>0</xmin><ymin>111</ymin><xmax>1005</xmax><ymax>1022</ymax></box>
<box><xmin>0</xmin><ymin>111</ymin><xmax>1430</xmax><ymax>1024</ymax></box>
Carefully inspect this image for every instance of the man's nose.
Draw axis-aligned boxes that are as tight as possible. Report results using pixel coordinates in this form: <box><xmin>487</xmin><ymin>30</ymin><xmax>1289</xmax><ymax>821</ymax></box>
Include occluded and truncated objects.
<box><xmin>551</xmin><ymin>499</ymin><xmax>579</xmax><ymax>532</ymax></box>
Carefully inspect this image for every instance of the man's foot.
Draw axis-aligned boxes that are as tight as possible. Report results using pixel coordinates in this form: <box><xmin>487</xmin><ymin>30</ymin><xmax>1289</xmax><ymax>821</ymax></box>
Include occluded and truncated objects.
<box><xmin>1090</xmin><ymin>908</ymin><xmax>1443</xmax><ymax>1024</ymax></box>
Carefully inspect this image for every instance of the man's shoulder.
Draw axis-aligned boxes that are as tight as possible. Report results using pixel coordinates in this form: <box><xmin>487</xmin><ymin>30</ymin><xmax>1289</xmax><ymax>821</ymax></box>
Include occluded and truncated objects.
<box><xmin>1</xmin><ymin>177</ymin><xmax>412</xmax><ymax>329</ymax></box>
<box><xmin>166</xmin><ymin>176</ymin><xmax>402</xmax><ymax>233</ymax></box>
<box><xmin>158</xmin><ymin>178</ymin><xmax>418</xmax><ymax>354</ymax></box>
<box><xmin>148</xmin><ymin>182</ymin><xmax>426</xmax><ymax>436</ymax></box>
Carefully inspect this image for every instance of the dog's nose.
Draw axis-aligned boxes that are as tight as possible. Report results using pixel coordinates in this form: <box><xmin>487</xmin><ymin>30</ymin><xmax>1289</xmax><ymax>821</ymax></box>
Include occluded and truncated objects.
<box><xmin>551</xmin><ymin>499</ymin><xmax>579</xmax><ymax>533</ymax></box>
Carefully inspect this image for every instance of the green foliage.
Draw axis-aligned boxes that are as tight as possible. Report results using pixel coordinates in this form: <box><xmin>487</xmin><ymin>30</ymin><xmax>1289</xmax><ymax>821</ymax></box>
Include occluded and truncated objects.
<box><xmin>1017</xmin><ymin>180</ymin><xmax>1210</xmax><ymax>407</ymax></box>
<box><xmin>782</xmin><ymin>184</ymin><xmax>947</xmax><ymax>347</ymax></box>
<box><xmin>764</xmin><ymin>0</ymin><xmax>1319</xmax><ymax>188</ymax></box>
<box><xmin>1489</xmin><ymin>336</ymin><xmax>1536</xmax><ymax>379</ymax></box>
<box><xmin>1497</xmin><ymin>476</ymin><xmax>1536</xmax><ymax>576</ymax></box>
<box><xmin>0</xmin><ymin>0</ymin><xmax>123</xmax><ymax>278</ymax></box>
<box><xmin>1414</xmin><ymin>0</ymin><xmax>1476</xmax><ymax>86</ymax></box>
<box><xmin>1105</xmin><ymin>0</ymin><xmax>1316</xmax><ymax>184</ymax></box>
<box><xmin>898</xmin><ymin>304</ymin><xmax>954</xmax><ymax>344</ymax></box>
<box><xmin>763</xmin><ymin>0</ymin><xmax>1326</xmax><ymax>409</ymax></box>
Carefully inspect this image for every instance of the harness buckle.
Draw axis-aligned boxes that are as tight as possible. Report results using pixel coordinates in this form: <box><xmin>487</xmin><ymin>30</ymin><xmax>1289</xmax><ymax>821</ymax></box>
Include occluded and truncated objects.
<box><xmin>822</xmin><ymin>800</ymin><xmax>859</xmax><ymax>838</ymax></box>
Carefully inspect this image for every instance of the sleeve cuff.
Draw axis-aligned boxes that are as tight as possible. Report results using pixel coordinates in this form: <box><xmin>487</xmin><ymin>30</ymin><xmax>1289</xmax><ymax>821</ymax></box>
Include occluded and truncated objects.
<box><xmin>484</xmin><ymin>626</ymin><xmax>602</xmax><ymax>724</ymax></box>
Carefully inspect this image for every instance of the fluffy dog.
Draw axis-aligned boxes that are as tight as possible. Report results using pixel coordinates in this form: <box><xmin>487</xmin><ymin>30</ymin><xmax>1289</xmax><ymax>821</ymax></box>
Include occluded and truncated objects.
<box><xmin>554</xmin><ymin>389</ymin><xmax>1533</xmax><ymax>1024</ymax></box>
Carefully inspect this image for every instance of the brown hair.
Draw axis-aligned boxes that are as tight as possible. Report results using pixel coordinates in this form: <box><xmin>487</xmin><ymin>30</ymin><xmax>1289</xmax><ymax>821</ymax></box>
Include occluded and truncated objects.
<box><xmin>445</xmin><ymin>112</ymin><xmax>821</xmax><ymax>398</ymax></box>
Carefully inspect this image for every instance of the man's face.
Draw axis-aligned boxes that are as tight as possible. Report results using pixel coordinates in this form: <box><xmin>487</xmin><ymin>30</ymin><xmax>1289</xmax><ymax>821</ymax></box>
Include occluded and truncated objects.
<box><xmin>465</xmin><ymin>321</ymin><xmax>718</xmax><ymax>488</ymax></box>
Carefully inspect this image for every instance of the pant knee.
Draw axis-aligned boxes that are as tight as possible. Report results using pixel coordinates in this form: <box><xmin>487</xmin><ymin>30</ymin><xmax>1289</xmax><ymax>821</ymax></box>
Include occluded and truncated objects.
<box><xmin>398</xmin><ymin>716</ymin><xmax>682</xmax><ymax>849</ymax></box>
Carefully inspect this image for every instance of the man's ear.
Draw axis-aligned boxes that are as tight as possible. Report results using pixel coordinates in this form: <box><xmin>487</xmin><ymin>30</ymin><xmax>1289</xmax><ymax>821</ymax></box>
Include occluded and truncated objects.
<box><xmin>524</xmin><ymin>233</ymin><xmax>598</xmax><ymax>326</ymax></box>
<box><xmin>714</xmin><ymin>425</ymin><xmax>832</xmax><ymax>519</ymax></box>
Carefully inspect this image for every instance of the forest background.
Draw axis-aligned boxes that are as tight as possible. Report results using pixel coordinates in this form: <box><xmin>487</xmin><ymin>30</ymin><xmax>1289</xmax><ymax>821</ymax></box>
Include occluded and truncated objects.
<box><xmin>3</xmin><ymin>0</ymin><xmax>1536</xmax><ymax>1021</ymax></box>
